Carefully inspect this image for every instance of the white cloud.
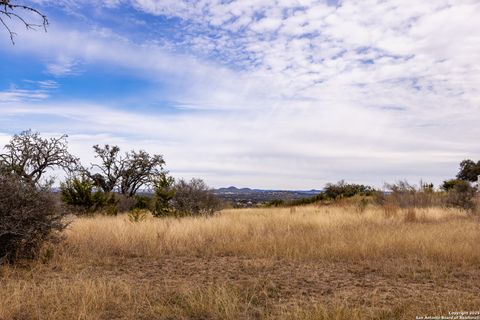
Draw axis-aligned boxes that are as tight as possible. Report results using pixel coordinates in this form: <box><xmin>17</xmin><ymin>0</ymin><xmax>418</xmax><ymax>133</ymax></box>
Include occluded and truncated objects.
<box><xmin>0</xmin><ymin>89</ymin><xmax>49</xmax><ymax>103</ymax></box>
<box><xmin>1</xmin><ymin>0</ymin><xmax>480</xmax><ymax>188</ymax></box>
<box><xmin>45</xmin><ymin>56</ymin><xmax>79</xmax><ymax>76</ymax></box>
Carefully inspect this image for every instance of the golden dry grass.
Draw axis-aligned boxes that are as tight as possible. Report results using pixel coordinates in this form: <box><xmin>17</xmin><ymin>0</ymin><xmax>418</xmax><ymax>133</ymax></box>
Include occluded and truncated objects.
<box><xmin>62</xmin><ymin>205</ymin><xmax>479</xmax><ymax>264</ymax></box>
<box><xmin>1</xmin><ymin>205</ymin><xmax>479</xmax><ymax>320</ymax></box>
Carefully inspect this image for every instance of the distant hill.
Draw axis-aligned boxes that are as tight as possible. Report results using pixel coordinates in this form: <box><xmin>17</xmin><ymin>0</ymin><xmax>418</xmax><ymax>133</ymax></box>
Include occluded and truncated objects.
<box><xmin>214</xmin><ymin>187</ymin><xmax>322</xmax><ymax>207</ymax></box>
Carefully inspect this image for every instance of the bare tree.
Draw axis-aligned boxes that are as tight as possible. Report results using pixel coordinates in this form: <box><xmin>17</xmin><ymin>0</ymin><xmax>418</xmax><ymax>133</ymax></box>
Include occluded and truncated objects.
<box><xmin>87</xmin><ymin>144</ymin><xmax>165</xmax><ymax>197</ymax></box>
<box><xmin>170</xmin><ymin>178</ymin><xmax>221</xmax><ymax>216</ymax></box>
<box><xmin>0</xmin><ymin>0</ymin><xmax>48</xmax><ymax>44</ymax></box>
<box><xmin>120</xmin><ymin>150</ymin><xmax>165</xmax><ymax>197</ymax></box>
<box><xmin>0</xmin><ymin>130</ymin><xmax>78</xmax><ymax>184</ymax></box>
<box><xmin>87</xmin><ymin>144</ymin><xmax>123</xmax><ymax>193</ymax></box>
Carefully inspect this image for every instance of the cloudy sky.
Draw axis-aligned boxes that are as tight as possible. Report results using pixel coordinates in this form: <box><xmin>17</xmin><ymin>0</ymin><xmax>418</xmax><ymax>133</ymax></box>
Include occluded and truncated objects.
<box><xmin>0</xmin><ymin>0</ymin><xmax>479</xmax><ymax>189</ymax></box>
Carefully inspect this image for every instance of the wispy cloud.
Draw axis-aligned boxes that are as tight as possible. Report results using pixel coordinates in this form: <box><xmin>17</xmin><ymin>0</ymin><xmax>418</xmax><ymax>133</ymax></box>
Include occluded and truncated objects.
<box><xmin>0</xmin><ymin>89</ymin><xmax>49</xmax><ymax>103</ymax></box>
<box><xmin>45</xmin><ymin>56</ymin><xmax>79</xmax><ymax>76</ymax></box>
<box><xmin>0</xmin><ymin>0</ymin><xmax>479</xmax><ymax>188</ymax></box>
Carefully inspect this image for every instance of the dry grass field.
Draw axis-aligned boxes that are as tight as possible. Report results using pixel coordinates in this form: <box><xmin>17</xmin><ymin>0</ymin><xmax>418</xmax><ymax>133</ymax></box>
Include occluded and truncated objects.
<box><xmin>1</xmin><ymin>205</ymin><xmax>479</xmax><ymax>319</ymax></box>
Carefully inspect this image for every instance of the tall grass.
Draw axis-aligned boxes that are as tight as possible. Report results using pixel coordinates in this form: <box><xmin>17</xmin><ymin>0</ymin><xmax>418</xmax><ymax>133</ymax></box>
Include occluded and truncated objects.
<box><xmin>61</xmin><ymin>206</ymin><xmax>479</xmax><ymax>265</ymax></box>
<box><xmin>1</xmin><ymin>205</ymin><xmax>479</xmax><ymax>320</ymax></box>
<box><xmin>1</xmin><ymin>274</ymin><xmax>477</xmax><ymax>320</ymax></box>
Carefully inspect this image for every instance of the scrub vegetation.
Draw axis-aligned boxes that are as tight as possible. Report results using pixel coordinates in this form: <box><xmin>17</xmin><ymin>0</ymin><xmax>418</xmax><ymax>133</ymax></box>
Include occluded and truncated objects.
<box><xmin>1</xmin><ymin>131</ymin><xmax>479</xmax><ymax>319</ymax></box>
<box><xmin>1</xmin><ymin>205</ymin><xmax>479</xmax><ymax>319</ymax></box>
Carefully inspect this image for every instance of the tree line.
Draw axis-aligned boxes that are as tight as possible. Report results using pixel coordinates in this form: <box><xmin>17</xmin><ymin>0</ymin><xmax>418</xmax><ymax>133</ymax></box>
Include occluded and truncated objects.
<box><xmin>0</xmin><ymin>130</ymin><xmax>220</xmax><ymax>263</ymax></box>
<box><xmin>1</xmin><ymin>130</ymin><xmax>478</xmax><ymax>264</ymax></box>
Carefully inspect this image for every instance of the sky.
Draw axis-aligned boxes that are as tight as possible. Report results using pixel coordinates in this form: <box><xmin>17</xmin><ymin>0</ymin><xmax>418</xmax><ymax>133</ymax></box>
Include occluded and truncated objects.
<box><xmin>0</xmin><ymin>0</ymin><xmax>479</xmax><ymax>189</ymax></box>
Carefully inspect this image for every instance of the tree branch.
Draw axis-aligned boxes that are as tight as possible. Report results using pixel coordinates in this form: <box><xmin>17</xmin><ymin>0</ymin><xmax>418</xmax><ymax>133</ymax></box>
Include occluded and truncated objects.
<box><xmin>0</xmin><ymin>1</ymin><xmax>48</xmax><ymax>44</ymax></box>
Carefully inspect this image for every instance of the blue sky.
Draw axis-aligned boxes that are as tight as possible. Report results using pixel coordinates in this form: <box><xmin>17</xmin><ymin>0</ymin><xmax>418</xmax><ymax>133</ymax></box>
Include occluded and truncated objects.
<box><xmin>0</xmin><ymin>0</ymin><xmax>479</xmax><ymax>189</ymax></box>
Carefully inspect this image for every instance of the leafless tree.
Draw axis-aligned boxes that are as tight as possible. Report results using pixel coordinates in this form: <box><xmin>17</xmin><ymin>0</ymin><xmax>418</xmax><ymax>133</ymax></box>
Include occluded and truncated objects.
<box><xmin>120</xmin><ymin>150</ymin><xmax>165</xmax><ymax>197</ymax></box>
<box><xmin>87</xmin><ymin>145</ymin><xmax>165</xmax><ymax>197</ymax></box>
<box><xmin>0</xmin><ymin>0</ymin><xmax>48</xmax><ymax>44</ymax></box>
<box><xmin>87</xmin><ymin>144</ymin><xmax>123</xmax><ymax>193</ymax></box>
<box><xmin>0</xmin><ymin>130</ymin><xmax>78</xmax><ymax>184</ymax></box>
<box><xmin>170</xmin><ymin>178</ymin><xmax>221</xmax><ymax>216</ymax></box>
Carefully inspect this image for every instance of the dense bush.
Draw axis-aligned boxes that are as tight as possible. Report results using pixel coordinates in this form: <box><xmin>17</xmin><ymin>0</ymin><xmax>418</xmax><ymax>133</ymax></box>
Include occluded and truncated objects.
<box><xmin>321</xmin><ymin>181</ymin><xmax>375</xmax><ymax>200</ymax></box>
<box><xmin>0</xmin><ymin>175</ymin><xmax>65</xmax><ymax>263</ymax></box>
<box><xmin>171</xmin><ymin>178</ymin><xmax>222</xmax><ymax>216</ymax></box>
<box><xmin>441</xmin><ymin>179</ymin><xmax>464</xmax><ymax>191</ymax></box>
<box><xmin>446</xmin><ymin>180</ymin><xmax>477</xmax><ymax>211</ymax></box>
<box><xmin>153</xmin><ymin>177</ymin><xmax>221</xmax><ymax>217</ymax></box>
<box><xmin>134</xmin><ymin>195</ymin><xmax>153</xmax><ymax>210</ymax></box>
<box><xmin>265</xmin><ymin>181</ymin><xmax>374</xmax><ymax>208</ymax></box>
<box><xmin>60</xmin><ymin>176</ymin><xmax>117</xmax><ymax>215</ymax></box>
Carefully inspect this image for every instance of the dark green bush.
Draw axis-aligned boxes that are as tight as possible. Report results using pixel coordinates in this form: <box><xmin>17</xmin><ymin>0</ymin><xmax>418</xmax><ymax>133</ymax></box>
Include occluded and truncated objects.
<box><xmin>322</xmin><ymin>181</ymin><xmax>375</xmax><ymax>200</ymax></box>
<box><xmin>441</xmin><ymin>179</ymin><xmax>464</xmax><ymax>191</ymax></box>
<box><xmin>134</xmin><ymin>195</ymin><xmax>152</xmax><ymax>210</ymax></box>
<box><xmin>60</xmin><ymin>176</ymin><xmax>116</xmax><ymax>215</ymax></box>
<box><xmin>152</xmin><ymin>175</ymin><xmax>176</xmax><ymax>217</ymax></box>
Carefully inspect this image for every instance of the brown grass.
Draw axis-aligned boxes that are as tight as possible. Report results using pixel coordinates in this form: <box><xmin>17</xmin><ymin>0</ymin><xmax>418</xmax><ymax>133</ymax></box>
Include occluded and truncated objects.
<box><xmin>1</xmin><ymin>205</ymin><xmax>479</xmax><ymax>319</ymax></box>
<box><xmin>60</xmin><ymin>206</ymin><xmax>479</xmax><ymax>264</ymax></box>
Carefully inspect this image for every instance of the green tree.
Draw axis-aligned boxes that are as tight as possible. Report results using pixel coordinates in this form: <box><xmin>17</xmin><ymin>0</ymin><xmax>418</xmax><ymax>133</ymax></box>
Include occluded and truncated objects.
<box><xmin>456</xmin><ymin>159</ymin><xmax>480</xmax><ymax>182</ymax></box>
<box><xmin>152</xmin><ymin>174</ymin><xmax>176</xmax><ymax>217</ymax></box>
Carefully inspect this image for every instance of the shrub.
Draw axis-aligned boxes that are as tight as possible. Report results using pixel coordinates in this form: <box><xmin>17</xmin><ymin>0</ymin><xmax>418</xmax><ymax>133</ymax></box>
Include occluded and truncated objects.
<box><xmin>0</xmin><ymin>175</ymin><xmax>65</xmax><ymax>263</ymax></box>
<box><xmin>446</xmin><ymin>180</ymin><xmax>477</xmax><ymax>211</ymax></box>
<box><xmin>441</xmin><ymin>179</ymin><xmax>464</xmax><ymax>191</ymax></box>
<box><xmin>116</xmin><ymin>195</ymin><xmax>137</xmax><ymax>213</ymax></box>
<box><xmin>133</xmin><ymin>195</ymin><xmax>152</xmax><ymax>210</ymax></box>
<box><xmin>60</xmin><ymin>176</ymin><xmax>116</xmax><ymax>215</ymax></box>
<box><xmin>322</xmin><ymin>181</ymin><xmax>375</xmax><ymax>200</ymax></box>
<box><xmin>383</xmin><ymin>181</ymin><xmax>445</xmax><ymax>208</ymax></box>
<box><xmin>171</xmin><ymin>178</ymin><xmax>222</xmax><ymax>216</ymax></box>
<box><xmin>267</xmin><ymin>182</ymin><xmax>374</xmax><ymax>208</ymax></box>
<box><xmin>265</xmin><ymin>199</ymin><xmax>285</xmax><ymax>207</ymax></box>
<box><xmin>153</xmin><ymin>177</ymin><xmax>221</xmax><ymax>217</ymax></box>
